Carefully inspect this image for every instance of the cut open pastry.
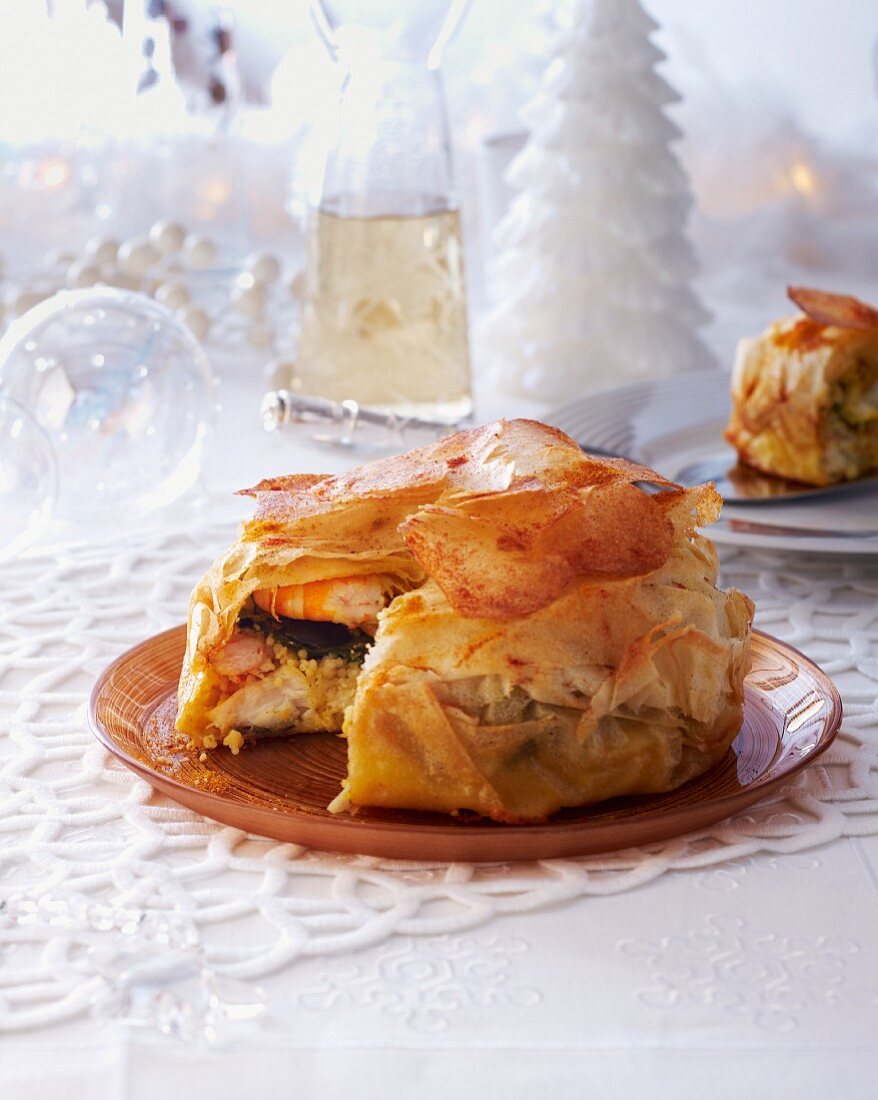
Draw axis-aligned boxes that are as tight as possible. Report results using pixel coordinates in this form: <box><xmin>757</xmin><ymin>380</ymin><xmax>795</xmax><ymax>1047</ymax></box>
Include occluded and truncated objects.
<box><xmin>726</xmin><ymin>286</ymin><xmax>878</xmax><ymax>486</ymax></box>
<box><xmin>177</xmin><ymin>419</ymin><xmax>754</xmax><ymax>823</ymax></box>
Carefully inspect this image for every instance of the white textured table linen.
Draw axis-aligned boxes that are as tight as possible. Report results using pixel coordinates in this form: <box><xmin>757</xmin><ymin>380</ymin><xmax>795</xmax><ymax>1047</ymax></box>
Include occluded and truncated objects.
<box><xmin>3</xmin><ymin>374</ymin><xmax>878</xmax><ymax>1098</ymax></box>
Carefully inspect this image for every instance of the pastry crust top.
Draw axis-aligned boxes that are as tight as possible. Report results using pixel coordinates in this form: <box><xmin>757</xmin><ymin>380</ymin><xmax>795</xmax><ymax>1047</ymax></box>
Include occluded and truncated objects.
<box><xmin>238</xmin><ymin>418</ymin><xmax>721</xmax><ymax>621</ymax></box>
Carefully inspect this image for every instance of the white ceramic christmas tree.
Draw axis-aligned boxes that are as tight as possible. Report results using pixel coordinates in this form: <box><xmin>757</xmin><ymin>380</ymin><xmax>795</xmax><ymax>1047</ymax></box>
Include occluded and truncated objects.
<box><xmin>480</xmin><ymin>0</ymin><xmax>715</xmax><ymax>401</ymax></box>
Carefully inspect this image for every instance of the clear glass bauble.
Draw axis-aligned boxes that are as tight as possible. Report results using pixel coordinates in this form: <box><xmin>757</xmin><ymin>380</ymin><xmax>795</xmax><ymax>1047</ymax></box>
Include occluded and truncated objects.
<box><xmin>0</xmin><ymin>288</ymin><xmax>214</xmax><ymax>524</ymax></box>
<box><xmin>0</xmin><ymin>394</ymin><xmax>58</xmax><ymax>561</ymax></box>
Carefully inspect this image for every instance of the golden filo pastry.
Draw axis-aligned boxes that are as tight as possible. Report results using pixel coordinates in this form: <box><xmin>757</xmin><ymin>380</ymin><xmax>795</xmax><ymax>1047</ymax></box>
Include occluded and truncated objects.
<box><xmin>177</xmin><ymin>419</ymin><xmax>754</xmax><ymax>823</ymax></box>
<box><xmin>726</xmin><ymin>286</ymin><xmax>878</xmax><ymax>486</ymax></box>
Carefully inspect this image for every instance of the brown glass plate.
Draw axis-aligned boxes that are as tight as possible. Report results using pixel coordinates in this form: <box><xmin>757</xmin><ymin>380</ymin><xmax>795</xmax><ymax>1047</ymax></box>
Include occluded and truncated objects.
<box><xmin>88</xmin><ymin>626</ymin><xmax>842</xmax><ymax>861</ymax></box>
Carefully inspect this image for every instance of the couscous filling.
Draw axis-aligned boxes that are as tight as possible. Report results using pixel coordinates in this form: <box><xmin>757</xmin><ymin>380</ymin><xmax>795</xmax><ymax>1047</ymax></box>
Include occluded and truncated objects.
<box><xmin>199</xmin><ymin>565</ymin><xmax>419</xmax><ymax>749</ymax></box>
<box><xmin>206</xmin><ymin>600</ymin><xmax>369</xmax><ymax>739</ymax></box>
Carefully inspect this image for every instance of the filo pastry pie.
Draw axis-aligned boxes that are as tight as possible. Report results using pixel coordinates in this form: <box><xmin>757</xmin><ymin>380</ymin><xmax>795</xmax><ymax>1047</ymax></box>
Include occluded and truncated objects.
<box><xmin>177</xmin><ymin>419</ymin><xmax>754</xmax><ymax>823</ymax></box>
<box><xmin>726</xmin><ymin>286</ymin><xmax>878</xmax><ymax>486</ymax></box>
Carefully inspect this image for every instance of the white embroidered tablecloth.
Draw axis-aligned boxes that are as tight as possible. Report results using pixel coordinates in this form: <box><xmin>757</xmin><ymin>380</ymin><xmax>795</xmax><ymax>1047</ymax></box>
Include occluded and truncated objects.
<box><xmin>3</xmin><ymin>376</ymin><xmax>878</xmax><ymax>1098</ymax></box>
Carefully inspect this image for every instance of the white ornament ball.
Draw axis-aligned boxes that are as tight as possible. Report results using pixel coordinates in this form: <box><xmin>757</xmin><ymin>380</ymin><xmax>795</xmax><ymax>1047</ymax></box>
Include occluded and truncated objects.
<box><xmin>154</xmin><ymin>281</ymin><xmax>190</xmax><ymax>311</ymax></box>
<box><xmin>103</xmin><ymin>267</ymin><xmax>142</xmax><ymax>292</ymax></box>
<box><xmin>66</xmin><ymin>260</ymin><xmax>102</xmax><ymax>289</ymax></box>
<box><xmin>150</xmin><ymin>219</ymin><xmax>187</xmax><ymax>255</ymax></box>
<box><xmin>177</xmin><ymin>304</ymin><xmax>211</xmax><ymax>341</ymax></box>
<box><xmin>245</xmin><ymin>251</ymin><xmax>281</xmax><ymax>286</ymax></box>
<box><xmin>287</xmin><ymin>270</ymin><xmax>307</xmax><ymax>299</ymax></box>
<box><xmin>10</xmin><ymin>290</ymin><xmax>46</xmax><ymax>317</ymax></box>
<box><xmin>45</xmin><ymin>248</ymin><xmax>78</xmax><ymax>269</ymax></box>
<box><xmin>232</xmin><ymin>281</ymin><xmax>266</xmax><ymax>317</ymax></box>
<box><xmin>118</xmin><ymin>236</ymin><xmax>158</xmax><ymax>277</ymax></box>
<box><xmin>85</xmin><ymin>237</ymin><xmax>120</xmax><ymax>265</ymax></box>
<box><xmin>183</xmin><ymin>234</ymin><xmax>217</xmax><ymax>269</ymax></box>
<box><xmin>247</xmin><ymin>320</ymin><xmax>275</xmax><ymax>349</ymax></box>
<box><xmin>263</xmin><ymin>357</ymin><xmax>297</xmax><ymax>389</ymax></box>
<box><xmin>142</xmin><ymin>276</ymin><xmax>163</xmax><ymax>296</ymax></box>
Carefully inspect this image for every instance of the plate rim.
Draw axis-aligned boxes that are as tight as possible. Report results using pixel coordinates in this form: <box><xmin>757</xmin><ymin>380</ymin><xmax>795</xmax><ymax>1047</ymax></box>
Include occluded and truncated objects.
<box><xmin>547</xmin><ymin>368</ymin><xmax>878</xmax><ymax>555</ymax></box>
<box><xmin>87</xmin><ymin>624</ymin><xmax>843</xmax><ymax>860</ymax></box>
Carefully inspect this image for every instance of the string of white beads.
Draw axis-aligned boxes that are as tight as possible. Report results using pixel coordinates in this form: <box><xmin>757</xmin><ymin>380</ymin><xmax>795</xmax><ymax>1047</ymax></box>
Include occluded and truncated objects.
<box><xmin>1</xmin><ymin>220</ymin><xmax>300</xmax><ymax>354</ymax></box>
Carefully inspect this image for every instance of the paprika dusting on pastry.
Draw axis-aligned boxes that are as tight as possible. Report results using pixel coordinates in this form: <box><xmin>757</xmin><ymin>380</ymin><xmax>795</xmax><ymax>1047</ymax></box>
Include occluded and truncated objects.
<box><xmin>770</xmin><ymin>317</ymin><xmax>831</xmax><ymax>353</ymax></box>
<box><xmin>177</xmin><ymin>419</ymin><xmax>753</xmax><ymax>823</ymax></box>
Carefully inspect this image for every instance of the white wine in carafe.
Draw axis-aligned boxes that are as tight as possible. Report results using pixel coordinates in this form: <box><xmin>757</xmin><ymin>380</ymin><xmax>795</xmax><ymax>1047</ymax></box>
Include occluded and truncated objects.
<box><xmin>297</xmin><ymin>198</ymin><xmax>472</xmax><ymax>422</ymax></box>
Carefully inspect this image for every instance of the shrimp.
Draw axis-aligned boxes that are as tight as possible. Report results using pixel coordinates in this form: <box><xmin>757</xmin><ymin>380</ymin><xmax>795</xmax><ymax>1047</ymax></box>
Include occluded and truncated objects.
<box><xmin>252</xmin><ymin>574</ymin><xmax>387</xmax><ymax>629</ymax></box>
<box><xmin>212</xmin><ymin>630</ymin><xmax>274</xmax><ymax>680</ymax></box>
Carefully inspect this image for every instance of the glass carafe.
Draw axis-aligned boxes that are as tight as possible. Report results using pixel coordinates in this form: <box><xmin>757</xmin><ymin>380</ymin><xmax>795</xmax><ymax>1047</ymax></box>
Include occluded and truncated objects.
<box><xmin>297</xmin><ymin>1</ymin><xmax>473</xmax><ymax>422</ymax></box>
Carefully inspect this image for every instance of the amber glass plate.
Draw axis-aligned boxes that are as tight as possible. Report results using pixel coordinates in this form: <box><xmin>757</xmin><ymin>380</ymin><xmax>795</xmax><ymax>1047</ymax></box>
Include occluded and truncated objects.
<box><xmin>88</xmin><ymin>626</ymin><xmax>842</xmax><ymax>862</ymax></box>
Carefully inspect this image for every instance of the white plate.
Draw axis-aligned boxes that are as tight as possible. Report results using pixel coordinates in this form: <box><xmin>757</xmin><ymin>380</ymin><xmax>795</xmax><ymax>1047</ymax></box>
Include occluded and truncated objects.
<box><xmin>548</xmin><ymin>369</ymin><xmax>878</xmax><ymax>555</ymax></box>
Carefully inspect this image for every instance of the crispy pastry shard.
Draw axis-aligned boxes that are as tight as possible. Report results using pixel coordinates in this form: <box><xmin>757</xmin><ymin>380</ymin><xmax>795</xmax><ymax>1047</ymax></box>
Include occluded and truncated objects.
<box><xmin>178</xmin><ymin>419</ymin><xmax>753</xmax><ymax>823</ymax></box>
<box><xmin>788</xmin><ymin>286</ymin><xmax>878</xmax><ymax>331</ymax></box>
<box><xmin>725</xmin><ymin>289</ymin><xmax>878</xmax><ymax>485</ymax></box>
